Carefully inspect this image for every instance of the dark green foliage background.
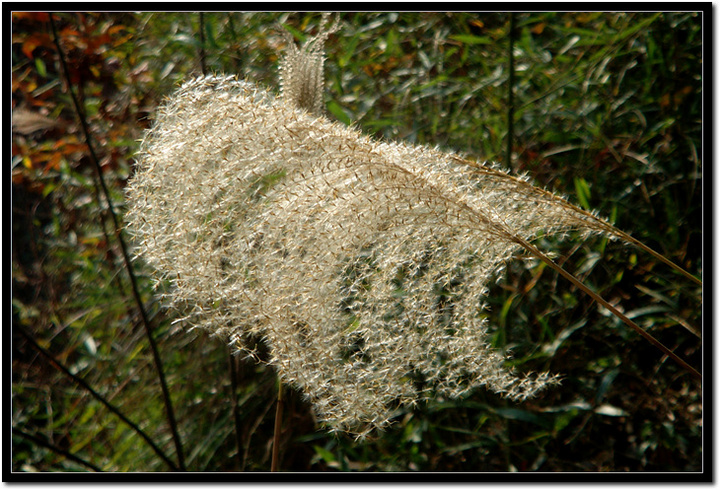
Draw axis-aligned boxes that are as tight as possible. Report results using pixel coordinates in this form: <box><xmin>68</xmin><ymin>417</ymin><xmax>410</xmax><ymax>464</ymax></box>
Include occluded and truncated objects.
<box><xmin>12</xmin><ymin>11</ymin><xmax>702</xmax><ymax>473</ymax></box>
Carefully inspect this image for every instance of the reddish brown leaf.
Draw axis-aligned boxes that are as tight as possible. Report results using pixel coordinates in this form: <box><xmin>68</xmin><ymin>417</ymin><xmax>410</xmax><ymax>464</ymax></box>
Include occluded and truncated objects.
<box><xmin>531</xmin><ymin>23</ymin><xmax>546</xmax><ymax>34</ymax></box>
<box><xmin>107</xmin><ymin>24</ymin><xmax>127</xmax><ymax>36</ymax></box>
<box><xmin>21</xmin><ymin>33</ymin><xmax>51</xmax><ymax>59</ymax></box>
<box><xmin>47</xmin><ymin>152</ymin><xmax>63</xmax><ymax>171</ymax></box>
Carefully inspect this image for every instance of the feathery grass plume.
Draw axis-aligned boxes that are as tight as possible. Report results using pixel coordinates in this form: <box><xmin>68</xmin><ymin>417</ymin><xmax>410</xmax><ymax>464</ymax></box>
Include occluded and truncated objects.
<box><xmin>125</xmin><ymin>19</ymin><xmax>694</xmax><ymax>437</ymax></box>
<box><xmin>279</xmin><ymin>14</ymin><xmax>339</xmax><ymax>114</ymax></box>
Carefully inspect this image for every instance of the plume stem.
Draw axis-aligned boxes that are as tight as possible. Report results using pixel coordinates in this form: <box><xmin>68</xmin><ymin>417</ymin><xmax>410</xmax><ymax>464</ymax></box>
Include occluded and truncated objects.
<box><xmin>512</xmin><ymin>235</ymin><xmax>701</xmax><ymax>380</ymax></box>
<box><xmin>452</xmin><ymin>156</ymin><xmax>702</xmax><ymax>287</ymax></box>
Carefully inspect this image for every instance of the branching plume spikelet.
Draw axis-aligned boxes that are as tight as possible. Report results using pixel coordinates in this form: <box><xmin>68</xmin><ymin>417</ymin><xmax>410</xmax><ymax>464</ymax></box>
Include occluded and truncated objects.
<box><xmin>126</xmin><ymin>18</ymin><xmax>628</xmax><ymax>437</ymax></box>
<box><xmin>278</xmin><ymin>14</ymin><xmax>338</xmax><ymax>114</ymax></box>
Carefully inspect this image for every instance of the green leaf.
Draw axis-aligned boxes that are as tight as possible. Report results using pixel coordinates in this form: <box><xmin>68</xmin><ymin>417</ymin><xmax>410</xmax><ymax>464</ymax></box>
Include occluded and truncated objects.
<box><xmin>574</xmin><ymin>177</ymin><xmax>592</xmax><ymax>209</ymax></box>
<box><xmin>327</xmin><ymin>100</ymin><xmax>352</xmax><ymax>125</ymax></box>
<box><xmin>595</xmin><ymin>367</ymin><xmax>620</xmax><ymax>403</ymax></box>
<box><xmin>493</xmin><ymin>407</ymin><xmax>550</xmax><ymax>428</ymax></box>
<box><xmin>337</xmin><ymin>34</ymin><xmax>361</xmax><ymax>68</ymax></box>
<box><xmin>281</xmin><ymin>23</ymin><xmax>306</xmax><ymax>43</ymax></box>
<box><xmin>313</xmin><ymin>445</ymin><xmax>337</xmax><ymax>464</ymax></box>
<box><xmin>553</xmin><ymin>410</ymin><xmax>579</xmax><ymax>433</ymax></box>
<box><xmin>35</xmin><ymin>57</ymin><xmax>47</xmax><ymax>78</ymax></box>
<box><xmin>625</xmin><ymin>305</ymin><xmax>672</xmax><ymax>320</ymax></box>
<box><xmin>203</xmin><ymin>16</ymin><xmax>218</xmax><ymax>49</ymax></box>
<box><xmin>542</xmin><ymin>319</ymin><xmax>588</xmax><ymax>357</ymax></box>
<box><xmin>449</xmin><ymin>34</ymin><xmax>493</xmax><ymax>45</ymax></box>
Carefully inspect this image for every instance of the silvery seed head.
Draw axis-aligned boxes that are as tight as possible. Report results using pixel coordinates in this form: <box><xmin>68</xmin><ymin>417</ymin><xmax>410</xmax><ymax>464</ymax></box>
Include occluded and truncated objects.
<box><xmin>125</xmin><ymin>21</ymin><xmax>616</xmax><ymax>437</ymax></box>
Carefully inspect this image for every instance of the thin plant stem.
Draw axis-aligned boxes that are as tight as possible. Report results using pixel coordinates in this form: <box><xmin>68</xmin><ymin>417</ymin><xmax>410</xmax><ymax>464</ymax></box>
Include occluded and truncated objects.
<box><xmin>199</xmin><ymin>12</ymin><xmax>207</xmax><ymax>75</ymax></box>
<box><xmin>605</xmin><ymin>227</ymin><xmax>702</xmax><ymax>287</ymax></box>
<box><xmin>15</xmin><ymin>326</ymin><xmax>180</xmax><ymax>471</ymax></box>
<box><xmin>88</xmin><ymin>173</ymin><xmax>129</xmax><ymax>299</ymax></box>
<box><xmin>444</xmin><ymin>157</ymin><xmax>699</xmax><ymax>379</ymax></box>
<box><xmin>506</xmin><ymin>12</ymin><xmax>516</xmax><ymax>170</ymax></box>
<box><xmin>227</xmin><ymin>349</ymin><xmax>244</xmax><ymax>469</ymax></box>
<box><xmin>48</xmin><ymin>13</ymin><xmax>186</xmax><ymax>471</ymax></box>
<box><xmin>270</xmin><ymin>382</ymin><xmax>284</xmax><ymax>472</ymax></box>
<box><xmin>241</xmin><ymin>390</ymin><xmax>275</xmax><ymax>471</ymax></box>
<box><xmin>226</xmin><ymin>13</ymin><xmax>244</xmax><ymax>73</ymax></box>
<box><xmin>12</xmin><ymin>427</ymin><xmax>103</xmax><ymax>472</ymax></box>
<box><xmin>226</xmin><ymin>12</ymin><xmax>238</xmax><ymax>44</ymax></box>
<box><xmin>512</xmin><ymin>236</ymin><xmax>701</xmax><ymax>380</ymax></box>
<box><xmin>452</xmin><ymin>155</ymin><xmax>702</xmax><ymax>287</ymax></box>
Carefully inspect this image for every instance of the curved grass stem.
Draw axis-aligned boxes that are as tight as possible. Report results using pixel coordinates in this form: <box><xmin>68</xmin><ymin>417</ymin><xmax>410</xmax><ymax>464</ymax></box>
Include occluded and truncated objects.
<box><xmin>271</xmin><ymin>382</ymin><xmax>285</xmax><ymax>471</ymax></box>
<box><xmin>453</xmin><ymin>155</ymin><xmax>702</xmax><ymax>287</ymax></box>
<box><xmin>609</xmin><ymin>228</ymin><xmax>702</xmax><ymax>287</ymax></box>
<box><xmin>512</xmin><ymin>236</ymin><xmax>701</xmax><ymax>380</ymax></box>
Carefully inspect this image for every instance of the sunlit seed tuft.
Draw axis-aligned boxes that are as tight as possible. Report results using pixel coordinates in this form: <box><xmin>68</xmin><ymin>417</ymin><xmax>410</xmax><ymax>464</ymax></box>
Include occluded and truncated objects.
<box><xmin>124</xmin><ymin>19</ymin><xmax>626</xmax><ymax>437</ymax></box>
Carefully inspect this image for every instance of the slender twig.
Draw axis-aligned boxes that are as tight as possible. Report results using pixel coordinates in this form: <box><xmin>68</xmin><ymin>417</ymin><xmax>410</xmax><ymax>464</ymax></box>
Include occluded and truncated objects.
<box><xmin>506</xmin><ymin>12</ymin><xmax>516</xmax><ymax>170</ymax></box>
<box><xmin>199</xmin><ymin>12</ymin><xmax>207</xmax><ymax>76</ymax></box>
<box><xmin>226</xmin><ymin>12</ymin><xmax>238</xmax><ymax>43</ymax></box>
<box><xmin>48</xmin><ymin>13</ymin><xmax>186</xmax><ymax>470</ymax></box>
<box><xmin>15</xmin><ymin>326</ymin><xmax>179</xmax><ymax>470</ymax></box>
<box><xmin>88</xmin><ymin>171</ymin><xmax>129</xmax><ymax>298</ymax></box>
<box><xmin>270</xmin><ymin>382</ymin><xmax>285</xmax><ymax>472</ymax></box>
<box><xmin>12</xmin><ymin>427</ymin><xmax>104</xmax><ymax>472</ymax></box>
<box><xmin>226</xmin><ymin>13</ymin><xmax>244</xmax><ymax>73</ymax></box>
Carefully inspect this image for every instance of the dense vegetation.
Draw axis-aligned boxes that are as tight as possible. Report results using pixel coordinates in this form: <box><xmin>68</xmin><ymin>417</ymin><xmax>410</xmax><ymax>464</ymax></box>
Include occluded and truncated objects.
<box><xmin>12</xmin><ymin>11</ymin><xmax>703</xmax><ymax>474</ymax></box>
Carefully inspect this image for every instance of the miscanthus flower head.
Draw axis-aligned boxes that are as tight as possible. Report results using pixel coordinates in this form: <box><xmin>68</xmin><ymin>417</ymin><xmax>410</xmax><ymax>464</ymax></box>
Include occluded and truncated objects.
<box><xmin>125</xmin><ymin>18</ymin><xmax>616</xmax><ymax>437</ymax></box>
